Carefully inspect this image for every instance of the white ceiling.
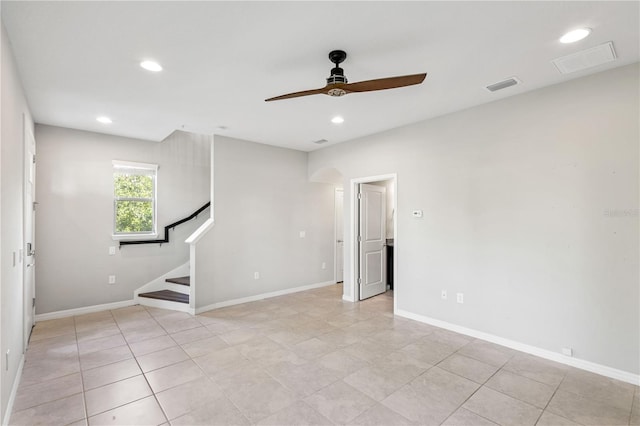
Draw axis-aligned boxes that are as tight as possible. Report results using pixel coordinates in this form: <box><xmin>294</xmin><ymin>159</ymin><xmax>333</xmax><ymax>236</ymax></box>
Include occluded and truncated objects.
<box><xmin>2</xmin><ymin>1</ymin><xmax>639</xmax><ymax>151</ymax></box>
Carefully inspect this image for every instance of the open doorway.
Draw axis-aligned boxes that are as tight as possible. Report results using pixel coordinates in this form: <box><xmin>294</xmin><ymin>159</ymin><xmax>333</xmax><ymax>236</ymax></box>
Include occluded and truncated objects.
<box><xmin>307</xmin><ymin>167</ymin><xmax>345</xmax><ymax>288</ymax></box>
<box><xmin>350</xmin><ymin>174</ymin><xmax>397</xmax><ymax>311</ymax></box>
<box><xmin>335</xmin><ymin>188</ymin><xmax>344</xmax><ymax>283</ymax></box>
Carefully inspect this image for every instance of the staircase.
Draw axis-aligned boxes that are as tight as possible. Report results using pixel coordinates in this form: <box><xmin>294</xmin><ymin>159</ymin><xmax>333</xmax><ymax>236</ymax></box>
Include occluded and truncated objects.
<box><xmin>126</xmin><ymin>202</ymin><xmax>213</xmax><ymax>315</ymax></box>
<box><xmin>139</xmin><ymin>276</ymin><xmax>190</xmax><ymax>304</ymax></box>
<box><xmin>134</xmin><ymin>263</ymin><xmax>193</xmax><ymax>314</ymax></box>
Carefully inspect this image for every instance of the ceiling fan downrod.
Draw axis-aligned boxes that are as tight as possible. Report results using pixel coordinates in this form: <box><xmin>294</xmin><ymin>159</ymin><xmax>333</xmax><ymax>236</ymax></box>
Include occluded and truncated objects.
<box><xmin>326</xmin><ymin>50</ymin><xmax>348</xmax><ymax>96</ymax></box>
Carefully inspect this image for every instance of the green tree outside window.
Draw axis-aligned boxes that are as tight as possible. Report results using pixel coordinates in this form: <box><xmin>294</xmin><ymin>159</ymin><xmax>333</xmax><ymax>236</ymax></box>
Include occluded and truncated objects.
<box><xmin>114</xmin><ymin>170</ymin><xmax>156</xmax><ymax>234</ymax></box>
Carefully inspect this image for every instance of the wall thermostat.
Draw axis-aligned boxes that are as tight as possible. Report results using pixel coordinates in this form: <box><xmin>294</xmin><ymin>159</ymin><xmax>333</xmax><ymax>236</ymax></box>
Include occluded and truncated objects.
<box><xmin>412</xmin><ymin>210</ymin><xmax>423</xmax><ymax>218</ymax></box>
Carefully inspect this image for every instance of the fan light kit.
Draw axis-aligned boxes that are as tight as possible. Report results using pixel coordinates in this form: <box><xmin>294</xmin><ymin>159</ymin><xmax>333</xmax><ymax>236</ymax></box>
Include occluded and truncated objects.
<box><xmin>140</xmin><ymin>60</ymin><xmax>163</xmax><ymax>72</ymax></box>
<box><xmin>266</xmin><ymin>50</ymin><xmax>427</xmax><ymax>102</ymax></box>
<box><xmin>560</xmin><ymin>28</ymin><xmax>591</xmax><ymax>44</ymax></box>
<box><xmin>96</xmin><ymin>116</ymin><xmax>112</xmax><ymax>124</ymax></box>
<box><xmin>331</xmin><ymin>116</ymin><xmax>344</xmax><ymax>124</ymax></box>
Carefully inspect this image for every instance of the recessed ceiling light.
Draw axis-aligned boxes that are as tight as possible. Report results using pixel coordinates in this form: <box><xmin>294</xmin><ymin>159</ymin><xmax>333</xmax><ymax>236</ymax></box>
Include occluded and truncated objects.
<box><xmin>560</xmin><ymin>28</ymin><xmax>591</xmax><ymax>44</ymax></box>
<box><xmin>140</xmin><ymin>60</ymin><xmax>163</xmax><ymax>72</ymax></box>
<box><xmin>96</xmin><ymin>116</ymin><xmax>112</xmax><ymax>124</ymax></box>
<box><xmin>331</xmin><ymin>116</ymin><xmax>344</xmax><ymax>124</ymax></box>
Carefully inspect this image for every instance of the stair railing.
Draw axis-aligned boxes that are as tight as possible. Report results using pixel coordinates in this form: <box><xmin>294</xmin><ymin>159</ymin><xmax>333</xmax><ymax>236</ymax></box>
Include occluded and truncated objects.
<box><xmin>119</xmin><ymin>202</ymin><xmax>211</xmax><ymax>247</ymax></box>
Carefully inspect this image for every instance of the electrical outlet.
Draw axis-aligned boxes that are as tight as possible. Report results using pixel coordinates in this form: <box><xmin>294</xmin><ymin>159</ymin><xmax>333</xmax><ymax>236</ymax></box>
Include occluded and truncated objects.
<box><xmin>254</xmin><ymin>272</ymin><xmax>260</xmax><ymax>280</ymax></box>
<box><xmin>108</xmin><ymin>275</ymin><xmax>116</xmax><ymax>284</ymax></box>
<box><xmin>321</xmin><ymin>262</ymin><xmax>326</xmax><ymax>269</ymax></box>
<box><xmin>299</xmin><ymin>231</ymin><xmax>306</xmax><ymax>238</ymax></box>
<box><xmin>108</xmin><ymin>246</ymin><xmax>116</xmax><ymax>255</ymax></box>
<box><xmin>456</xmin><ymin>293</ymin><xmax>464</xmax><ymax>304</ymax></box>
<box><xmin>562</xmin><ymin>347</ymin><xmax>573</xmax><ymax>357</ymax></box>
<box><xmin>441</xmin><ymin>290</ymin><xmax>447</xmax><ymax>300</ymax></box>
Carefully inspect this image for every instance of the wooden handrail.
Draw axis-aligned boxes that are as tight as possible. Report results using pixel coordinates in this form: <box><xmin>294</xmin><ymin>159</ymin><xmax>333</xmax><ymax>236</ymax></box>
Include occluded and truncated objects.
<box><xmin>119</xmin><ymin>202</ymin><xmax>210</xmax><ymax>247</ymax></box>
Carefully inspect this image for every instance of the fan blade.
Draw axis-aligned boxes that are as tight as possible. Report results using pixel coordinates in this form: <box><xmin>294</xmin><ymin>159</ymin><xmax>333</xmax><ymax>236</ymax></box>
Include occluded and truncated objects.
<box><xmin>344</xmin><ymin>73</ymin><xmax>427</xmax><ymax>93</ymax></box>
<box><xmin>265</xmin><ymin>86</ymin><xmax>328</xmax><ymax>102</ymax></box>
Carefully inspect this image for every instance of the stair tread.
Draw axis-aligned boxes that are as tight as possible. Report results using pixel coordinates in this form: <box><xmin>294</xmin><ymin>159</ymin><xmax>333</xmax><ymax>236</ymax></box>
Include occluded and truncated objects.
<box><xmin>165</xmin><ymin>276</ymin><xmax>190</xmax><ymax>286</ymax></box>
<box><xmin>139</xmin><ymin>290</ymin><xmax>189</xmax><ymax>304</ymax></box>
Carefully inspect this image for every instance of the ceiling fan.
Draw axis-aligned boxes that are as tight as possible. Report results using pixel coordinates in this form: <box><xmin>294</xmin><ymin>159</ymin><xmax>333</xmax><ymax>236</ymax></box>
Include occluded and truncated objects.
<box><xmin>265</xmin><ymin>50</ymin><xmax>427</xmax><ymax>102</ymax></box>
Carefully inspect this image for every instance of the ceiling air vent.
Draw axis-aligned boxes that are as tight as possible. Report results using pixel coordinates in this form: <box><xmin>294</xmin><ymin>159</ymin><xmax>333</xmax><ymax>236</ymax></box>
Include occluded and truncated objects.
<box><xmin>486</xmin><ymin>77</ymin><xmax>520</xmax><ymax>92</ymax></box>
<box><xmin>313</xmin><ymin>139</ymin><xmax>328</xmax><ymax>145</ymax></box>
<box><xmin>552</xmin><ymin>42</ymin><xmax>616</xmax><ymax>74</ymax></box>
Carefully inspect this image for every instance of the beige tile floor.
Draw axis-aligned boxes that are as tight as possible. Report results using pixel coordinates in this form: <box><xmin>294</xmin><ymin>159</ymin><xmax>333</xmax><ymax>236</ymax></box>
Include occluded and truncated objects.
<box><xmin>10</xmin><ymin>284</ymin><xmax>640</xmax><ymax>426</ymax></box>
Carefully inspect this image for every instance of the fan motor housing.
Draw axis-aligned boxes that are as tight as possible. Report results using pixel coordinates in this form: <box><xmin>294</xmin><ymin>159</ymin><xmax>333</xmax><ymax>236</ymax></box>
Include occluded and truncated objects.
<box><xmin>327</xmin><ymin>67</ymin><xmax>348</xmax><ymax>85</ymax></box>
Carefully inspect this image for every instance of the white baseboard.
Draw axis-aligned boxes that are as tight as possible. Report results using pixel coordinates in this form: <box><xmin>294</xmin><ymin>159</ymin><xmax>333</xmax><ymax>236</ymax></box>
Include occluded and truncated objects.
<box><xmin>396</xmin><ymin>309</ymin><xmax>640</xmax><ymax>386</ymax></box>
<box><xmin>195</xmin><ymin>280</ymin><xmax>336</xmax><ymax>314</ymax></box>
<box><xmin>35</xmin><ymin>299</ymin><xmax>135</xmax><ymax>321</ymax></box>
<box><xmin>342</xmin><ymin>294</ymin><xmax>355</xmax><ymax>302</ymax></box>
<box><xmin>2</xmin><ymin>354</ymin><xmax>25</xmax><ymax>426</ymax></box>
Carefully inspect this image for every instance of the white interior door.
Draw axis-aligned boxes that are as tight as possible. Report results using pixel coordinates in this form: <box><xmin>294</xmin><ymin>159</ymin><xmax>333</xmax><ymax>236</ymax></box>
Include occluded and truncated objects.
<box><xmin>358</xmin><ymin>183</ymin><xmax>386</xmax><ymax>300</ymax></box>
<box><xmin>24</xmin><ymin>120</ymin><xmax>36</xmax><ymax>346</ymax></box>
<box><xmin>335</xmin><ymin>189</ymin><xmax>344</xmax><ymax>282</ymax></box>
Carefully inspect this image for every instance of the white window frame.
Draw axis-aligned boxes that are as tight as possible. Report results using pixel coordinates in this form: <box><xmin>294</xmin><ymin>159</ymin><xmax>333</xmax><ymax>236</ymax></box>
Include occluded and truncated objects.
<box><xmin>112</xmin><ymin>160</ymin><xmax>159</xmax><ymax>240</ymax></box>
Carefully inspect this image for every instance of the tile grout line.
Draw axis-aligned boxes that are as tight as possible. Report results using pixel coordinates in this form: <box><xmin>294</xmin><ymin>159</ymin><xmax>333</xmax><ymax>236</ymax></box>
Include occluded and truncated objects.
<box><xmin>255</xmin><ymin>308</ymin><xmax>388</xmax><ymax>424</ymax></box>
<box><xmin>79</xmin><ymin>309</ymin><xmax>159</xmax><ymax>421</ymax></box>
<box><xmin>109</xmin><ymin>306</ymin><xmax>170</xmax><ymax>425</ymax></box>
<box><xmin>74</xmin><ymin>314</ymin><xmax>90</xmax><ymax>425</ymax></box>
<box><xmin>11</xmin><ymin>362</ymin><xmax>84</xmax><ymax>418</ymax></box>
<box><xmin>449</xmin><ymin>338</ymin><xmax>573</xmax><ymax>388</ymax></box>
<box><xmin>148</xmin><ymin>306</ymin><xmax>252</xmax><ymax>424</ymax></box>
<box><xmin>198</xmin><ymin>315</ymin><xmax>272</xmax><ymax>424</ymax></box>
<box><xmin>436</xmin><ymin>348</ymin><xmax>514</xmax><ymax>426</ymax></box>
<box><xmin>628</xmin><ymin>385</ymin><xmax>637</xmax><ymax>426</ymax></box>
<box><xmin>532</xmin><ymin>369</ymin><xmax>569</xmax><ymax>425</ymax></box>
<box><xmin>74</xmin><ymin>309</ymin><xmax>193</xmax><ymax>420</ymax></box>
<box><xmin>436</xmin><ymin>347</ymin><xmax>568</xmax><ymax>420</ymax></box>
<box><xmin>218</xmin><ymin>292</ymin><xmax>369</xmax><ymax>424</ymax></box>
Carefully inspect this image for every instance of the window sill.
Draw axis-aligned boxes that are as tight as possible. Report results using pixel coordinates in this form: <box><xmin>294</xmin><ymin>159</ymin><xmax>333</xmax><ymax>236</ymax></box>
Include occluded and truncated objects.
<box><xmin>112</xmin><ymin>233</ymin><xmax>158</xmax><ymax>241</ymax></box>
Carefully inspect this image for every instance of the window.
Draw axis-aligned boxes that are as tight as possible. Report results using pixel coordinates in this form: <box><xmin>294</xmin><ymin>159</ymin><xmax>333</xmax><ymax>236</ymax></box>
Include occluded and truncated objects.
<box><xmin>113</xmin><ymin>160</ymin><xmax>158</xmax><ymax>237</ymax></box>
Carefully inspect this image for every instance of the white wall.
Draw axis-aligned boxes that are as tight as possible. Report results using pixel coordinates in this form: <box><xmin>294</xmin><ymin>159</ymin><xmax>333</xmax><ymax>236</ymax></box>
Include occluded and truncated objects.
<box><xmin>195</xmin><ymin>136</ymin><xmax>335</xmax><ymax>308</ymax></box>
<box><xmin>35</xmin><ymin>126</ymin><xmax>210</xmax><ymax>314</ymax></box>
<box><xmin>309</xmin><ymin>64</ymin><xmax>639</xmax><ymax>376</ymax></box>
<box><xmin>1</xmin><ymin>21</ymin><xmax>34</xmax><ymax>423</ymax></box>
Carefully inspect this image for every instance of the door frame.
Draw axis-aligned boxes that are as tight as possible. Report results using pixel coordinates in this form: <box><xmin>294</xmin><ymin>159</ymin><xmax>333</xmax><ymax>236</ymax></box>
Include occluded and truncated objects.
<box><xmin>334</xmin><ymin>188</ymin><xmax>344</xmax><ymax>284</ymax></box>
<box><xmin>22</xmin><ymin>115</ymin><xmax>36</xmax><ymax>348</ymax></box>
<box><xmin>348</xmin><ymin>173</ymin><xmax>397</xmax><ymax>313</ymax></box>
